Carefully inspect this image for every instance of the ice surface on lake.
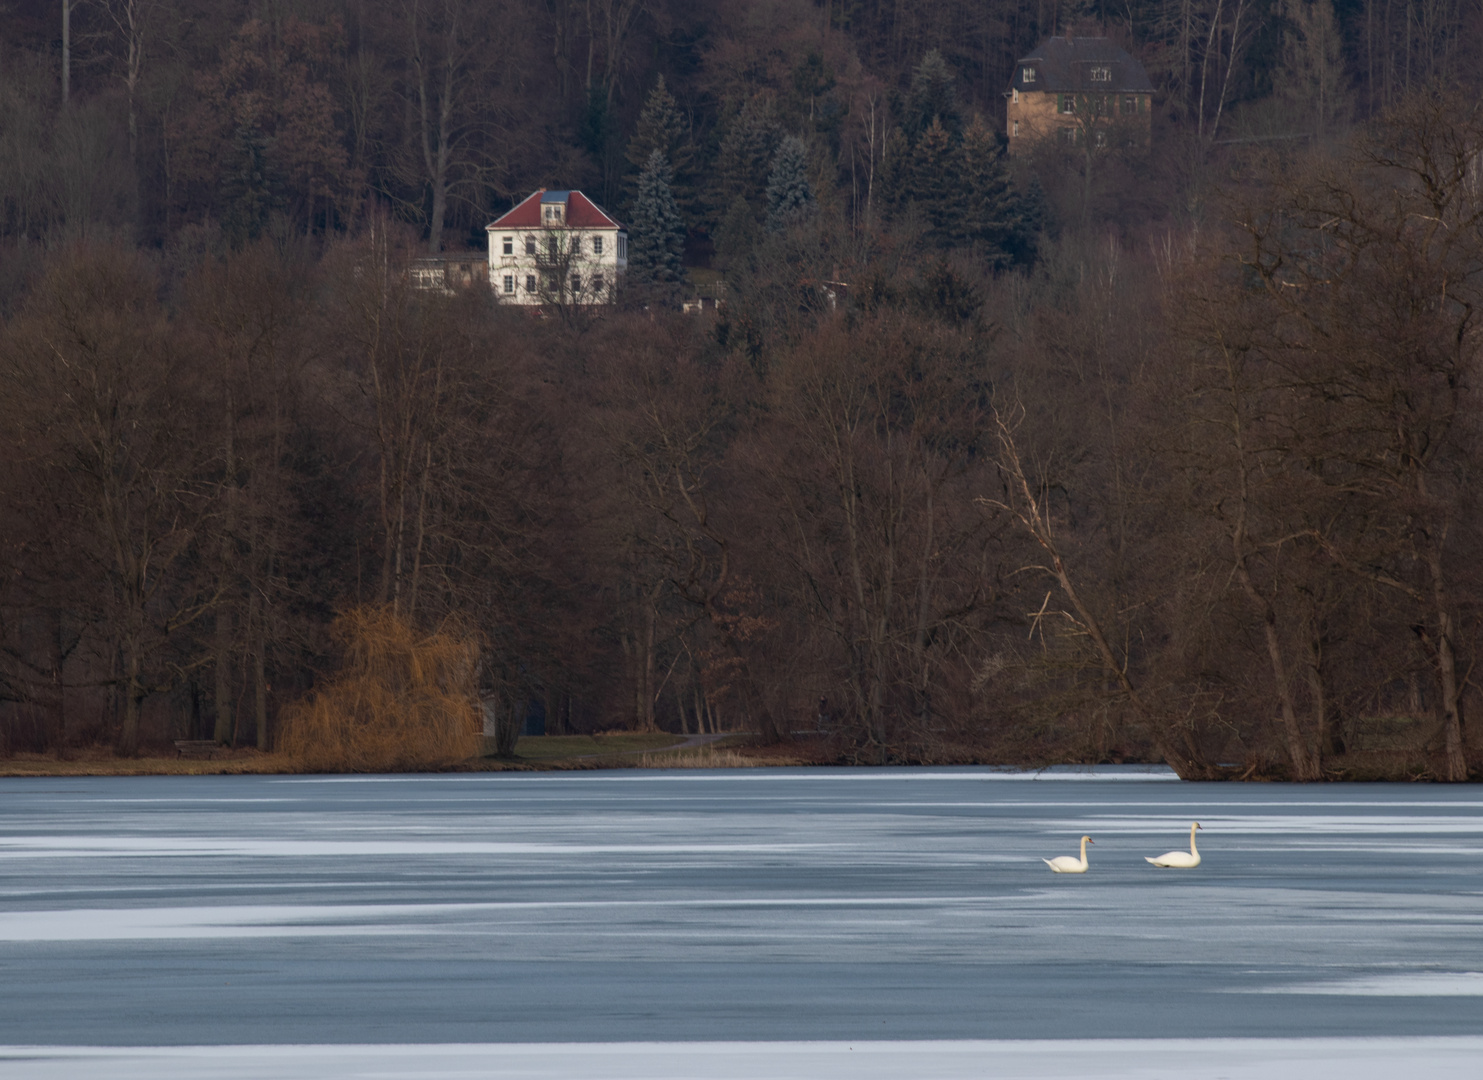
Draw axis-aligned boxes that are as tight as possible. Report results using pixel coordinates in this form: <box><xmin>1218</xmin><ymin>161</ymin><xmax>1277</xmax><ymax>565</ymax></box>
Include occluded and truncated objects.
<box><xmin>3</xmin><ymin>1038</ymin><xmax>1483</xmax><ymax>1080</ymax></box>
<box><xmin>0</xmin><ymin>766</ymin><xmax>1480</xmax><ymax>1076</ymax></box>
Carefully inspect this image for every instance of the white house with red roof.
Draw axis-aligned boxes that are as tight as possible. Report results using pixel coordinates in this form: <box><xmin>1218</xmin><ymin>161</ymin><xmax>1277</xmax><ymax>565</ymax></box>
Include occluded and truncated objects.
<box><xmin>486</xmin><ymin>189</ymin><xmax>628</xmax><ymax>306</ymax></box>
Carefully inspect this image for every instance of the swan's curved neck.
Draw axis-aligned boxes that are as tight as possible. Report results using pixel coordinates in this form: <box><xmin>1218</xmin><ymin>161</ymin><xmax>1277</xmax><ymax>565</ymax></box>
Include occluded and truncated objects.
<box><xmin>1189</xmin><ymin>825</ymin><xmax>1200</xmax><ymax>856</ymax></box>
<box><xmin>1079</xmin><ymin>836</ymin><xmax>1089</xmax><ymax>862</ymax></box>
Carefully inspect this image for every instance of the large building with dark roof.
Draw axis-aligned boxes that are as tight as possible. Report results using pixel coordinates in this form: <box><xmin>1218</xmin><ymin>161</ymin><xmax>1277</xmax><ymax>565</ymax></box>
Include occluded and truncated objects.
<box><xmin>1005</xmin><ymin>36</ymin><xmax>1154</xmax><ymax>153</ymax></box>
<box><xmin>485</xmin><ymin>189</ymin><xmax>628</xmax><ymax>306</ymax></box>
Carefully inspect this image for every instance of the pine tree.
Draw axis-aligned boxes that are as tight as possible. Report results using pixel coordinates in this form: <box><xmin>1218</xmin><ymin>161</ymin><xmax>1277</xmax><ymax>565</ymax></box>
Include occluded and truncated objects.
<box><xmin>221</xmin><ymin>123</ymin><xmax>278</xmax><ymax>248</ymax></box>
<box><xmin>952</xmin><ymin>117</ymin><xmax>1014</xmax><ymax>262</ymax></box>
<box><xmin>714</xmin><ymin>195</ymin><xmax>758</xmax><ymax>269</ymax></box>
<box><xmin>1004</xmin><ymin>175</ymin><xmax>1047</xmax><ymax>266</ymax></box>
<box><xmin>909</xmin><ymin>117</ymin><xmax>959</xmax><ymax>243</ymax></box>
<box><xmin>905</xmin><ymin>50</ymin><xmax>961</xmax><ymax>141</ymax></box>
<box><xmin>765</xmin><ymin>136</ymin><xmax>813</xmax><ymax>231</ymax></box>
<box><xmin>625</xmin><ymin>76</ymin><xmax>695</xmax><ymax>212</ymax></box>
<box><xmin>874</xmin><ymin>126</ymin><xmax>912</xmax><ymax>217</ymax></box>
<box><xmin>627</xmin><ymin>150</ymin><xmax>686</xmax><ymax>287</ymax></box>
<box><xmin>712</xmin><ymin>94</ymin><xmax>781</xmax><ymax>227</ymax></box>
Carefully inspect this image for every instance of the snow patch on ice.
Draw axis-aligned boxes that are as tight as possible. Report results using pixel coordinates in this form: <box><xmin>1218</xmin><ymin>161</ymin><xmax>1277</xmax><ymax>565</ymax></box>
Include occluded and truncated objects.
<box><xmin>1238</xmin><ymin>972</ymin><xmax>1483</xmax><ymax>996</ymax></box>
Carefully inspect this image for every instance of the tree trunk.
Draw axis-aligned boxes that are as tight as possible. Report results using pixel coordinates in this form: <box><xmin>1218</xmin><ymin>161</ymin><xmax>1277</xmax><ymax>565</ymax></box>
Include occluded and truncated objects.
<box><xmin>62</xmin><ymin>1</ymin><xmax>71</xmax><ymax>105</ymax></box>
<box><xmin>252</xmin><ymin>617</ymin><xmax>268</xmax><ymax>752</ymax></box>
<box><xmin>212</xmin><ymin>607</ymin><xmax>233</xmax><ymax>744</ymax></box>
<box><xmin>119</xmin><ymin>648</ymin><xmax>143</xmax><ymax>756</ymax></box>
<box><xmin>1424</xmin><ymin>544</ymin><xmax>1468</xmax><ymax>781</ymax></box>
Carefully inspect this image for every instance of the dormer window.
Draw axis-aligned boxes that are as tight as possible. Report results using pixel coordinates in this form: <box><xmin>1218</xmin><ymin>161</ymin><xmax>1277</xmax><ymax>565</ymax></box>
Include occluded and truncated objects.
<box><xmin>1090</xmin><ymin>66</ymin><xmax>1111</xmax><ymax>82</ymax></box>
<box><xmin>1022</xmin><ymin>66</ymin><xmax>1035</xmax><ymax>84</ymax></box>
<box><xmin>543</xmin><ymin>203</ymin><xmax>565</xmax><ymax>225</ymax></box>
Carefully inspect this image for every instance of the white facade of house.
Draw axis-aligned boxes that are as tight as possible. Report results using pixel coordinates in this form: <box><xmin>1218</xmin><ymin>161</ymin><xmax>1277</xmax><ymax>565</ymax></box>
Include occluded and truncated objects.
<box><xmin>485</xmin><ymin>190</ymin><xmax>628</xmax><ymax>306</ymax></box>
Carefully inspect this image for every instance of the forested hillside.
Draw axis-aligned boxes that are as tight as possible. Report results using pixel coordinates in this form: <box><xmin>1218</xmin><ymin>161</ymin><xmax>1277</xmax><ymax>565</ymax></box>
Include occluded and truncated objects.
<box><xmin>2</xmin><ymin>1</ymin><xmax>1481</xmax><ymax>779</ymax></box>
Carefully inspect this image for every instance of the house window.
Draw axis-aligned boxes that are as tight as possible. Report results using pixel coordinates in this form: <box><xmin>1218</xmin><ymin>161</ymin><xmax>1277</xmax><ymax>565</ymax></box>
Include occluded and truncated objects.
<box><xmin>525</xmin><ymin>237</ymin><xmax>536</xmax><ymax>255</ymax></box>
<box><xmin>1011</xmin><ymin>88</ymin><xmax>1019</xmax><ymax>104</ymax></box>
<box><xmin>1022</xmin><ymin>66</ymin><xmax>1035</xmax><ymax>84</ymax></box>
<box><xmin>593</xmin><ymin>274</ymin><xmax>604</xmax><ymax>293</ymax></box>
<box><xmin>593</xmin><ymin>236</ymin><xmax>604</xmax><ymax>256</ymax></box>
<box><xmin>617</xmin><ymin>234</ymin><xmax>627</xmax><ymax>260</ymax></box>
<box><xmin>1012</xmin><ymin>120</ymin><xmax>1020</xmax><ymax>137</ymax></box>
<box><xmin>1124</xmin><ymin>95</ymin><xmax>1138</xmax><ymax>114</ymax></box>
<box><xmin>1059</xmin><ymin>127</ymin><xmax>1077</xmax><ymax>146</ymax></box>
<box><xmin>503</xmin><ymin>275</ymin><xmax>514</xmax><ymax>294</ymax></box>
<box><xmin>1094</xmin><ymin>129</ymin><xmax>1108</xmax><ymax>148</ymax></box>
<box><xmin>546</xmin><ymin>234</ymin><xmax>558</xmax><ymax>255</ymax></box>
<box><xmin>546</xmin><ymin>274</ymin><xmax>558</xmax><ymax>291</ymax></box>
<box><xmin>1090</xmin><ymin>66</ymin><xmax>1111</xmax><ymax>82</ymax></box>
<box><xmin>571</xmin><ymin>273</ymin><xmax>582</xmax><ymax>293</ymax></box>
<box><xmin>502</xmin><ymin>236</ymin><xmax>513</xmax><ymax>255</ymax></box>
<box><xmin>543</xmin><ymin>203</ymin><xmax>564</xmax><ymax>224</ymax></box>
<box><xmin>1060</xmin><ymin>95</ymin><xmax>1075</xmax><ymax>114</ymax></box>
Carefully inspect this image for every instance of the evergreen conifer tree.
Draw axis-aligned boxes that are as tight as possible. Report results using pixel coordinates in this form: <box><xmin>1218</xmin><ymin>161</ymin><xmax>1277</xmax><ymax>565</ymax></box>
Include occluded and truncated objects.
<box><xmin>625</xmin><ymin>76</ymin><xmax>695</xmax><ymax>212</ymax></box>
<box><xmin>627</xmin><ymin>149</ymin><xmax>686</xmax><ymax>287</ymax></box>
<box><xmin>1004</xmin><ymin>175</ymin><xmax>1047</xmax><ymax>265</ymax></box>
<box><xmin>221</xmin><ymin>123</ymin><xmax>278</xmax><ymax>248</ymax></box>
<box><xmin>712</xmin><ymin>95</ymin><xmax>781</xmax><ymax>227</ymax></box>
<box><xmin>875</xmin><ymin>126</ymin><xmax>912</xmax><ymax>217</ymax></box>
<box><xmin>765</xmin><ymin>136</ymin><xmax>813</xmax><ymax>231</ymax></box>
<box><xmin>905</xmin><ymin>50</ymin><xmax>961</xmax><ymax>140</ymax></box>
<box><xmin>952</xmin><ymin>117</ymin><xmax>1014</xmax><ymax>262</ymax></box>
<box><xmin>909</xmin><ymin>117</ymin><xmax>959</xmax><ymax>243</ymax></box>
<box><xmin>714</xmin><ymin>195</ymin><xmax>758</xmax><ymax>269</ymax></box>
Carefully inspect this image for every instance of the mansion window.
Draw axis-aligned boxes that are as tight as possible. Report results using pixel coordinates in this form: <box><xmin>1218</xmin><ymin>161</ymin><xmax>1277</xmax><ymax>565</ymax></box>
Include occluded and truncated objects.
<box><xmin>525</xmin><ymin>274</ymin><xmax>536</xmax><ymax>292</ymax></box>
<box><xmin>502</xmin><ymin>236</ymin><xmax>513</xmax><ymax>255</ymax></box>
<box><xmin>593</xmin><ymin>274</ymin><xmax>604</xmax><ymax>293</ymax></box>
<box><xmin>1090</xmin><ymin>66</ymin><xmax>1111</xmax><ymax>82</ymax></box>
<box><xmin>617</xmin><ymin>234</ymin><xmax>627</xmax><ymax>260</ymax></box>
<box><xmin>593</xmin><ymin>236</ymin><xmax>604</xmax><ymax>255</ymax></box>
<box><xmin>503</xmin><ymin>275</ymin><xmax>514</xmax><ymax>294</ymax></box>
<box><xmin>525</xmin><ymin>237</ymin><xmax>536</xmax><ymax>255</ymax></box>
<box><xmin>571</xmin><ymin>273</ymin><xmax>582</xmax><ymax>293</ymax></box>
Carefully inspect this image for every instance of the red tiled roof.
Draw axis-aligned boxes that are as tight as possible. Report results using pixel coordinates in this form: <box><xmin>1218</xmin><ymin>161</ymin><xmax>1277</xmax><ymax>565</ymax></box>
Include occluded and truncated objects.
<box><xmin>487</xmin><ymin>190</ymin><xmax>623</xmax><ymax>230</ymax></box>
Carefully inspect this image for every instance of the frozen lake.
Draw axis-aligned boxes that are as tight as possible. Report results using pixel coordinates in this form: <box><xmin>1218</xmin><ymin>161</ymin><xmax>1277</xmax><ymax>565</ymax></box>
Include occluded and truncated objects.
<box><xmin>1</xmin><ymin>766</ymin><xmax>1480</xmax><ymax>1077</ymax></box>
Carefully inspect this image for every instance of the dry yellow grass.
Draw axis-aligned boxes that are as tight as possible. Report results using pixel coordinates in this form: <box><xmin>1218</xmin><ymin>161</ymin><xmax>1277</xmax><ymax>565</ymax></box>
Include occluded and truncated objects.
<box><xmin>277</xmin><ymin>606</ymin><xmax>481</xmax><ymax>772</ymax></box>
<box><xmin>0</xmin><ymin>749</ymin><xmax>283</xmax><ymax>777</ymax></box>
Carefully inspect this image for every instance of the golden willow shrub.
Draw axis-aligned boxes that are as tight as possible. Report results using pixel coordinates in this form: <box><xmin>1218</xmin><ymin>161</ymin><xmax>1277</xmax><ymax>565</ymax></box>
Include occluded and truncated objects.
<box><xmin>279</xmin><ymin>606</ymin><xmax>481</xmax><ymax>771</ymax></box>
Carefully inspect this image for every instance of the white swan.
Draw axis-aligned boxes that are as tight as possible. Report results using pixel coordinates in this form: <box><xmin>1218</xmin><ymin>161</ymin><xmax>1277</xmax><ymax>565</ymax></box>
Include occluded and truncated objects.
<box><xmin>1146</xmin><ymin>822</ymin><xmax>1202</xmax><ymax>868</ymax></box>
<box><xmin>1044</xmin><ymin>835</ymin><xmax>1093</xmax><ymax>873</ymax></box>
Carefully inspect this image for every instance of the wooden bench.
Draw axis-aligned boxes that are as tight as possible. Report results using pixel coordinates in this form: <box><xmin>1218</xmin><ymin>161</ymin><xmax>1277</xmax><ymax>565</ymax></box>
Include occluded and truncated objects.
<box><xmin>174</xmin><ymin>739</ymin><xmax>225</xmax><ymax>760</ymax></box>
